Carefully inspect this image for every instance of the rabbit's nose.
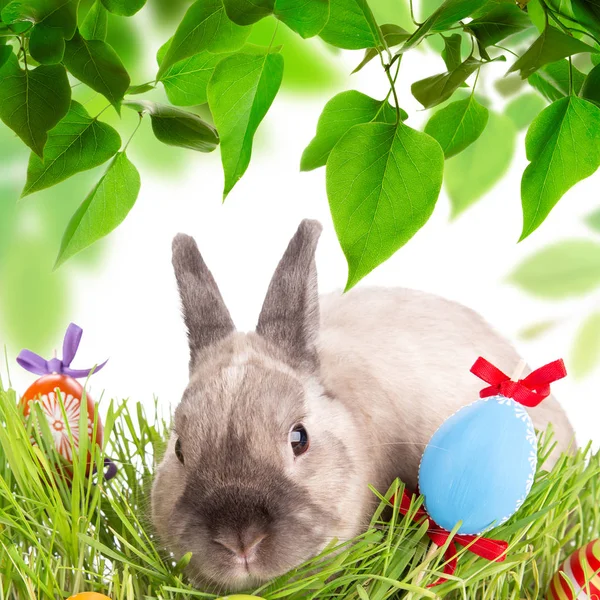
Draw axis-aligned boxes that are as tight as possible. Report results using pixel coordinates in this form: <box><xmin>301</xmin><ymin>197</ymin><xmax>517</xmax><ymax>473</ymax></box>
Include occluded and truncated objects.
<box><xmin>214</xmin><ymin>527</ymin><xmax>268</xmax><ymax>564</ymax></box>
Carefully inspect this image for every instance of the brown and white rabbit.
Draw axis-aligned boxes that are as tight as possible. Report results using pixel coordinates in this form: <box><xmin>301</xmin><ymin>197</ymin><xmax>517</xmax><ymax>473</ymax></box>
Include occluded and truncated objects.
<box><xmin>151</xmin><ymin>219</ymin><xmax>574</xmax><ymax>592</ymax></box>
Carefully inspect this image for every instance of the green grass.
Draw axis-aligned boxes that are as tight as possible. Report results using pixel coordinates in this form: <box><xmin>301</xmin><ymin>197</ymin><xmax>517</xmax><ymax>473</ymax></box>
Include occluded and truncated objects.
<box><xmin>0</xmin><ymin>378</ymin><xmax>599</xmax><ymax>600</ymax></box>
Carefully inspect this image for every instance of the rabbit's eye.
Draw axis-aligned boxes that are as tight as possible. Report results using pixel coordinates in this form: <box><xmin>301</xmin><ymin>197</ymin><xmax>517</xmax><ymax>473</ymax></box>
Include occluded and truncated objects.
<box><xmin>175</xmin><ymin>438</ymin><xmax>184</xmax><ymax>465</ymax></box>
<box><xmin>290</xmin><ymin>424</ymin><xmax>309</xmax><ymax>457</ymax></box>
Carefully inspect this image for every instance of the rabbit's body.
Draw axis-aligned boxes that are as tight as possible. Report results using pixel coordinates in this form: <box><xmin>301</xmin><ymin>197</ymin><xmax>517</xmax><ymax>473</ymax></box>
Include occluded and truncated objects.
<box><xmin>317</xmin><ymin>287</ymin><xmax>574</xmax><ymax>522</ymax></box>
<box><xmin>152</xmin><ymin>221</ymin><xmax>574</xmax><ymax>593</ymax></box>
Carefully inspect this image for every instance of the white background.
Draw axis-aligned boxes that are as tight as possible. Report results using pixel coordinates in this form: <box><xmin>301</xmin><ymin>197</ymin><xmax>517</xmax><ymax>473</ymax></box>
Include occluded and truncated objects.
<box><xmin>3</xmin><ymin>40</ymin><xmax>599</xmax><ymax>448</ymax></box>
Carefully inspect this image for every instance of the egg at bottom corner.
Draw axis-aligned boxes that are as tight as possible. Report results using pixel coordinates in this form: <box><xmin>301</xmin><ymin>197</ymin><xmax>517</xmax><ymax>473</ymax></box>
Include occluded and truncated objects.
<box><xmin>418</xmin><ymin>395</ymin><xmax>537</xmax><ymax>535</ymax></box>
<box><xmin>548</xmin><ymin>540</ymin><xmax>600</xmax><ymax>600</ymax></box>
<box><xmin>67</xmin><ymin>593</ymin><xmax>112</xmax><ymax>600</ymax></box>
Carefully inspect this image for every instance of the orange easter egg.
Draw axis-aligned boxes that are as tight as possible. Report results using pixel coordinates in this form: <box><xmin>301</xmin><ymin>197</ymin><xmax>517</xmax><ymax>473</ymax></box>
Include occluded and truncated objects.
<box><xmin>20</xmin><ymin>373</ymin><xmax>103</xmax><ymax>464</ymax></box>
<box><xmin>548</xmin><ymin>540</ymin><xmax>600</xmax><ymax>600</ymax></box>
<box><xmin>68</xmin><ymin>593</ymin><xmax>112</xmax><ymax>600</ymax></box>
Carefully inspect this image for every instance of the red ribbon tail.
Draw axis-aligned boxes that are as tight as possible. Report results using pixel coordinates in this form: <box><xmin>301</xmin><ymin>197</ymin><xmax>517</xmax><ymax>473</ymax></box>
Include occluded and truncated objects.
<box><xmin>470</xmin><ymin>357</ymin><xmax>509</xmax><ymax>393</ymax></box>
<box><xmin>396</xmin><ymin>490</ymin><xmax>509</xmax><ymax>588</ymax></box>
<box><xmin>426</xmin><ymin>542</ymin><xmax>458</xmax><ymax>587</ymax></box>
<box><xmin>454</xmin><ymin>534</ymin><xmax>508</xmax><ymax>562</ymax></box>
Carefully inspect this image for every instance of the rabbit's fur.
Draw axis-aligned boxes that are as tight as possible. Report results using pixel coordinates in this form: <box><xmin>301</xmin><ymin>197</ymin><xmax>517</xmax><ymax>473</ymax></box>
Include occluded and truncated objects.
<box><xmin>152</xmin><ymin>219</ymin><xmax>574</xmax><ymax>592</ymax></box>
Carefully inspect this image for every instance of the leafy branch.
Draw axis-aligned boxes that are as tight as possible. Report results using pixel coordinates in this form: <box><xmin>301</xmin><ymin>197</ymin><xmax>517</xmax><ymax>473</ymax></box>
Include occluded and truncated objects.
<box><xmin>0</xmin><ymin>0</ymin><xmax>599</xmax><ymax>289</ymax></box>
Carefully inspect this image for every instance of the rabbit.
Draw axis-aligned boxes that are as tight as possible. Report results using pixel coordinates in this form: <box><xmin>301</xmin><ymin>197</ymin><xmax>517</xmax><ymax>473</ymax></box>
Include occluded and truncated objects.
<box><xmin>151</xmin><ymin>219</ymin><xmax>575</xmax><ymax>593</ymax></box>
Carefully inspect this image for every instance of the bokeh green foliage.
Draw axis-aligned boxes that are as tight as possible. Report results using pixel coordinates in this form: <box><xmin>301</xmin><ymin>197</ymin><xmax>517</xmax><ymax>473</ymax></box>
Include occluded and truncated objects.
<box><xmin>511</xmin><ymin>212</ymin><xmax>600</xmax><ymax>380</ymax></box>
<box><xmin>0</xmin><ymin>0</ymin><xmax>345</xmax><ymax>355</ymax></box>
<box><xmin>1</xmin><ymin>0</ymin><xmax>600</xmax><ymax>376</ymax></box>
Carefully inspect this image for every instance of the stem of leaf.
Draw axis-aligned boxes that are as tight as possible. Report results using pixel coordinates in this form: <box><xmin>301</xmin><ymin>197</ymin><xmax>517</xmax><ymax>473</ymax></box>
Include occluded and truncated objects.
<box><xmin>546</xmin><ymin>8</ymin><xmax>573</xmax><ymax>35</ymax></box>
<box><xmin>94</xmin><ymin>104</ymin><xmax>112</xmax><ymax>120</ymax></box>
<box><xmin>373</xmin><ymin>58</ymin><xmax>402</xmax><ymax>122</ymax></box>
<box><xmin>20</xmin><ymin>37</ymin><xmax>27</xmax><ymax>70</ymax></box>
<box><xmin>384</xmin><ymin>60</ymin><xmax>402</xmax><ymax>123</ymax></box>
<box><xmin>493</xmin><ymin>44</ymin><xmax>519</xmax><ymax>57</ymax></box>
<box><xmin>471</xmin><ymin>68</ymin><xmax>480</xmax><ymax>97</ymax></box>
<box><xmin>566</xmin><ymin>26</ymin><xmax>600</xmax><ymax>47</ymax></box>
<box><xmin>568</xmin><ymin>56</ymin><xmax>573</xmax><ymax>95</ymax></box>
<box><xmin>268</xmin><ymin>19</ymin><xmax>280</xmax><ymax>51</ymax></box>
<box><xmin>409</xmin><ymin>0</ymin><xmax>422</xmax><ymax>27</ymax></box>
<box><xmin>123</xmin><ymin>113</ymin><xmax>143</xmax><ymax>151</ymax></box>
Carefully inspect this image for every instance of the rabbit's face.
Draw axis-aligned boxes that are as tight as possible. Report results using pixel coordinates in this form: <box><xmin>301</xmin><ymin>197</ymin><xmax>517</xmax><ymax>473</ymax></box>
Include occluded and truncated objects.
<box><xmin>152</xmin><ymin>221</ymin><xmax>369</xmax><ymax>591</ymax></box>
<box><xmin>152</xmin><ymin>333</ymin><xmax>363</xmax><ymax>591</ymax></box>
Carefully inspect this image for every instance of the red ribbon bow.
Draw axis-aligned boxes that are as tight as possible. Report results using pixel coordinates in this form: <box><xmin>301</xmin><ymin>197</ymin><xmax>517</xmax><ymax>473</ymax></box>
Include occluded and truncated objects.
<box><xmin>470</xmin><ymin>357</ymin><xmax>567</xmax><ymax>407</ymax></box>
<box><xmin>395</xmin><ymin>490</ymin><xmax>508</xmax><ymax>587</ymax></box>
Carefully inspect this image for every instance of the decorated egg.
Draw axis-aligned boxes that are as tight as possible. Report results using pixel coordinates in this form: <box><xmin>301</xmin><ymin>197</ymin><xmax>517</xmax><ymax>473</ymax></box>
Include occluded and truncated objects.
<box><xmin>419</xmin><ymin>394</ymin><xmax>537</xmax><ymax>534</ymax></box>
<box><xmin>68</xmin><ymin>594</ymin><xmax>112</xmax><ymax>600</ymax></box>
<box><xmin>16</xmin><ymin>322</ymin><xmax>114</xmax><ymax>478</ymax></box>
<box><xmin>20</xmin><ymin>373</ymin><xmax>102</xmax><ymax>462</ymax></box>
<box><xmin>547</xmin><ymin>540</ymin><xmax>600</xmax><ymax>600</ymax></box>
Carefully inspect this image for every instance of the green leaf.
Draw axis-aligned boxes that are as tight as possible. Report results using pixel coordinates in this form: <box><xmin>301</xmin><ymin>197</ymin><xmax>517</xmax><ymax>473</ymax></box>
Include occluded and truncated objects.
<box><xmin>29</xmin><ymin>23</ymin><xmax>66</xmax><ymax>63</ymax></box>
<box><xmin>157</xmin><ymin>0</ymin><xmax>250</xmax><ymax>78</ymax></box>
<box><xmin>424</xmin><ymin>96</ymin><xmax>489</xmax><ymax>158</ymax></box>
<box><xmin>55</xmin><ymin>152</ymin><xmax>141</xmax><ymax>267</ymax></box>
<box><xmin>63</xmin><ymin>31</ymin><xmax>130</xmax><ymax>107</ymax></box>
<box><xmin>301</xmin><ymin>90</ymin><xmax>403</xmax><ymax>171</ymax></box>
<box><xmin>22</xmin><ymin>101</ymin><xmax>121</xmax><ymax>197</ymax></box>
<box><xmin>81</xmin><ymin>0</ymin><xmax>108</xmax><ymax>41</ymax></box>
<box><xmin>441</xmin><ymin>33</ymin><xmax>462</xmax><ymax>71</ymax></box>
<box><xmin>526</xmin><ymin>0</ymin><xmax>545</xmax><ymax>32</ymax></box>
<box><xmin>159</xmin><ymin>50</ymin><xmax>224</xmax><ymax>106</ymax></box>
<box><xmin>274</xmin><ymin>0</ymin><xmax>329</xmax><ymax>38</ymax></box>
<box><xmin>101</xmin><ymin>0</ymin><xmax>146</xmax><ymax>16</ymax></box>
<box><xmin>248</xmin><ymin>15</ymin><xmax>341</xmax><ymax>93</ymax></box>
<box><xmin>353</xmin><ymin>23</ymin><xmax>410</xmax><ymax>73</ymax></box>
<box><xmin>495</xmin><ymin>73</ymin><xmax>525</xmax><ymax>97</ymax></box>
<box><xmin>319</xmin><ymin>0</ymin><xmax>377</xmax><ymax>49</ymax></box>
<box><xmin>123</xmin><ymin>100</ymin><xmax>219</xmax><ymax>152</ymax></box>
<box><xmin>507</xmin><ymin>26</ymin><xmax>598</xmax><ymax>79</ymax></box>
<box><xmin>368</xmin><ymin>0</ymin><xmax>412</xmax><ymax>31</ymax></box>
<box><xmin>208</xmin><ymin>46</ymin><xmax>284</xmax><ymax>198</ymax></box>
<box><xmin>518</xmin><ymin>320</ymin><xmax>558</xmax><ymax>341</ymax></box>
<box><xmin>509</xmin><ymin>240</ymin><xmax>600</xmax><ymax>299</ymax></box>
<box><xmin>127</xmin><ymin>82</ymin><xmax>155</xmax><ymax>95</ymax></box>
<box><xmin>467</xmin><ymin>4</ymin><xmax>531</xmax><ymax>47</ymax></box>
<box><xmin>528</xmin><ymin>59</ymin><xmax>585</xmax><ymax>102</ymax></box>
<box><xmin>400</xmin><ymin>0</ymin><xmax>488</xmax><ymax>52</ymax></box>
<box><xmin>0</xmin><ymin>44</ymin><xmax>10</xmax><ymax>69</ymax></box>
<box><xmin>326</xmin><ymin>121</ymin><xmax>444</xmax><ymax>290</ymax></box>
<box><xmin>581</xmin><ymin>63</ymin><xmax>600</xmax><ymax>106</ymax></box>
<box><xmin>585</xmin><ymin>207</ymin><xmax>600</xmax><ymax>232</ymax></box>
<box><xmin>505</xmin><ymin>92</ymin><xmax>546</xmax><ymax>130</ymax></box>
<box><xmin>571</xmin><ymin>312</ymin><xmax>600</xmax><ymax>379</ymax></box>
<box><xmin>0</xmin><ymin>55</ymin><xmax>70</xmax><ymax>157</ymax></box>
<box><xmin>445</xmin><ymin>110</ymin><xmax>516</xmax><ymax>217</ymax></box>
<box><xmin>223</xmin><ymin>0</ymin><xmax>274</xmax><ymax>25</ymax></box>
<box><xmin>2</xmin><ymin>0</ymin><xmax>77</xmax><ymax>64</ymax></box>
<box><xmin>412</xmin><ymin>57</ymin><xmax>502</xmax><ymax>109</ymax></box>
<box><xmin>521</xmin><ymin>97</ymin><xmax>600</xmax><ymax>240</ymax></box>
<box><xmin>546</xmin><ymin>0</ymin><xmax>600</xmax><ymax>41</ymax></box>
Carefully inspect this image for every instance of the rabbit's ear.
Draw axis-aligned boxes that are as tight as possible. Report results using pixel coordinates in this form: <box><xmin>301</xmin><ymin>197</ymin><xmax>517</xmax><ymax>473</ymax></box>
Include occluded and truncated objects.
<box><xmin>172</xmin><ymin>234</ymin><xmax>235</xmax><ymax>371</ymax></box>
<box><xmin>257</xmin><ymin>219</ymin><xmax>322</xmax><ymax>370</ymax></box>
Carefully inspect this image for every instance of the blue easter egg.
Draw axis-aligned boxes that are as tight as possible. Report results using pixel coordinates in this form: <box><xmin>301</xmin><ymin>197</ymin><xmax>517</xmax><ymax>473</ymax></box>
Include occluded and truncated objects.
<box><xmin>418</xmin><ymin>395</ymin><xmax>537</xmax><ymax>535</ymax></box>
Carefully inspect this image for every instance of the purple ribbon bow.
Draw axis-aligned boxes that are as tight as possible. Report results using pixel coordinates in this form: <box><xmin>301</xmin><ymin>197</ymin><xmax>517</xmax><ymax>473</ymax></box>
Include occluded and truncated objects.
<box><xmin>17</xmin><ymin>323</ymin><xmax>107</xmax><ymax>379</ymax></box>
